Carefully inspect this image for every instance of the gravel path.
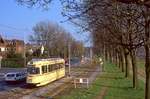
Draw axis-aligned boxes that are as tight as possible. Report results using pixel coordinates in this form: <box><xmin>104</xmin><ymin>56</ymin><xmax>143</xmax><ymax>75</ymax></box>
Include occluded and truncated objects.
<box><xmin>53</xmin><ymin>64</ymin><xmax>102</xmax><ymax>98</ymax></box>
<box><xmin>96</xmin><ymin>87</ymin><xmax>108</xmax><ymax>99</ymax></box>
<box><xmin>89</xmin><ymin>65</ymin><xmax>101</xmax><ymax>84</ymax></box>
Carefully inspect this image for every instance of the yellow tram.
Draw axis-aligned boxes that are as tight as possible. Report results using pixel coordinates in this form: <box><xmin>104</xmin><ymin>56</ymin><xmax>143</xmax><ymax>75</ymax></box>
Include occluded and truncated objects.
<box><xmin>26</xmin><ymin>58</ymin><xmax>65</xmax><ymax>86</ymax></box>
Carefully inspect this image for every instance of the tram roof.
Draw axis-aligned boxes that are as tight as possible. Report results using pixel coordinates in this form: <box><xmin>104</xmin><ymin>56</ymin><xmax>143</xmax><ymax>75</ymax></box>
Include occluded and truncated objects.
<box><xmin>27</xmin><ymin>58</ymin><xmax>65</xmax><ymax>66</ymax></box>
<box><xmin>31</xmin><ymin>58</ymin><xmax>64</xmax><ymax>61</ymax></box>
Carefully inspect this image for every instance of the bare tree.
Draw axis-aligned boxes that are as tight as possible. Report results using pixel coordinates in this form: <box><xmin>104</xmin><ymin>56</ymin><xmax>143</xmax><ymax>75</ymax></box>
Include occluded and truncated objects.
<box><xmin>15</xmin><ymin>0</ymin><xmax>150</xmax><ymax>99</ymax></box>
<box><xmin>29</xmin><ymin>21</ymin><xmax>84</xmax><ymax>58</ymax></box>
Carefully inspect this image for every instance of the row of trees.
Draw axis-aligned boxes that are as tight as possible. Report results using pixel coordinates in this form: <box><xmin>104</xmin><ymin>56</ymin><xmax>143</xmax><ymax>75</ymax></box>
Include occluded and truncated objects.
<box><xmin>16</xmin><ymin>0</ymin><xmax>150</xmax><ymax>99</ymax></box>
<box><xmin>28</xmin><ymin>21</ymin><xmax>84</xmax><ymax>58</ymax></box>
<box><xmin>59</xmin><ymin>0</ymin><xmax>149</xmax><ymax>99</ymax></box>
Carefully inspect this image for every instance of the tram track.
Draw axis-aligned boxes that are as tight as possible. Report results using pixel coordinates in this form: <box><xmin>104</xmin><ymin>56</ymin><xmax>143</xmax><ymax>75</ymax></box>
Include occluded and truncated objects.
<box><xmin>20</xmin><ymin>76</ymin><xmax>72</xmax><ymax>99</ymax></box>
<box><xmin>0</xmin><ymin>83</ymin><xmax>40</xmax><ymax>99</ymax></box>
<box><xmin>0</xmin><ymin>77</ymin><xmax>70</xmax><ymax>99</ymax></box>
<box><xmin>0</xmin><ymin>60</ymin><xmax>96</xmax><ymax>99</ymax></box>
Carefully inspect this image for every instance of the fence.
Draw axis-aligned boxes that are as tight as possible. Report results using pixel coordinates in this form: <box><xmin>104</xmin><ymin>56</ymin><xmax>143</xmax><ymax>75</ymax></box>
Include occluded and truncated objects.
<box><xmin>74</xmin><ymin>78</ymin><xmax>89</xmax><ymax>88</ymax></box>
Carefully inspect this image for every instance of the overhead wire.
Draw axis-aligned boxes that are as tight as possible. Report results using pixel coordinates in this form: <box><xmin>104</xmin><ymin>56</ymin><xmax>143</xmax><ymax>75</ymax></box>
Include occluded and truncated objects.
<box><xmin>0</xmin><ymin>23</ymin><xmax>32</xmax><ymax>42</ymax></box>
<box><xmin>0</xmin><ymin>23</ymin><xmax>30</xmax><ymax>32</ymax></box>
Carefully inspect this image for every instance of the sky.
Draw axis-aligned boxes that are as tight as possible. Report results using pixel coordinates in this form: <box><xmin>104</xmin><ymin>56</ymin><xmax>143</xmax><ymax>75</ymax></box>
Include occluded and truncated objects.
<box><xmin>0</xmin><ymin>0</ymin><xmax>91</xmax><ymax>46</ymax></box>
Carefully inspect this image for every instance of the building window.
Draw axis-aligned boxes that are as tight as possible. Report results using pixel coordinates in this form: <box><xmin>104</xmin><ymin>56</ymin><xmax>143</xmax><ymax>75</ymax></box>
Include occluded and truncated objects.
<box><xmin>0</xmin><ymin>47</ymin><xmax>5</xmax><ymax>52</ymax></box>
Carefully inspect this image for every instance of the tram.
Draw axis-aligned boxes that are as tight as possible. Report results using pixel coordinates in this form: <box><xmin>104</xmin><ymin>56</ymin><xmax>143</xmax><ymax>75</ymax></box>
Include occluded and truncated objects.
<box><xmin>26</xmin><ymin>58</ymin><xmax>65</xmax><ymax>86</ymax></box>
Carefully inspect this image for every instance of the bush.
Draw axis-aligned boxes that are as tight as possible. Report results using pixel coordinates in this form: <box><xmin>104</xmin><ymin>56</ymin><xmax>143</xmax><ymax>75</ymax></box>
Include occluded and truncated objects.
<box><xmin>7</xmin><ymin>51</ymin><xmax>23</xmax><ymax>59</ymax></box>
<box><xmin>2</xmin><ymin>58</ymin><xmax>25</xmax><ymax>68</ymax></box>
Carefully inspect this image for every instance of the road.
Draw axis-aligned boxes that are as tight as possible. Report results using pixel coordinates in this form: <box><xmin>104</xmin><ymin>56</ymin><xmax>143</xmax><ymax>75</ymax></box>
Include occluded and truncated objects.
<box><xmin>0</xmin><ymin>68</ymin><xmax>27</xmax><ymax>92</ymax></box>
<box><xmin>0</xmin><ymin>57</ymin><xmax>83</xmax><ymax>99</ymax></box>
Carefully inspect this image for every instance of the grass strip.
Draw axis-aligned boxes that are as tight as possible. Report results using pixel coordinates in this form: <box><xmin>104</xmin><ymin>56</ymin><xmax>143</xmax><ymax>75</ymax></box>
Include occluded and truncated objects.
<box><xmin>53</xmin><ymin>62</ymin><xmax>145</xmax><ymax>99</ymax></box>
<box><xmin>104</xmin><ymin>62</ymin><xmax>144</xmax><ymax>99</ymax></box>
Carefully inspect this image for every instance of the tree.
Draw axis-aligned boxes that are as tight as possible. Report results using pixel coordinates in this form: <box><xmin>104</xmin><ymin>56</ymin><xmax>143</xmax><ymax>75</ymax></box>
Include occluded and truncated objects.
<box><xmin>29</xmin><ymin>21</ymin><xmax>84</xmax><ymax>58</ymax></box>
<box><xmin>16</xmin><ymin>0</ymin><xmax>150</xmax><ymax>98</ymax></box>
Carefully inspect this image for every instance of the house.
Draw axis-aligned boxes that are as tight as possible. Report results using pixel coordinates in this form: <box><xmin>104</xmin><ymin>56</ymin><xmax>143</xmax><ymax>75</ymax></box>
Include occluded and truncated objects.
<box><xmin>6</xmin><ymin>39</ymin><xmax>25</xmax><ymax>55</ymax></box>
<box><xmin>0</xmin><ymin>35</ymin><xmax>25</xmax><ymax>57</ymax></box>
<box><xmin>0</xmin><ymin>35</ymin><xmax>6</xmax><ymax>57</ymax></box>
<box><xmin>25</xmin><ymin>43</ymin><xmax>41</xmax><ymax>55</ymax></box>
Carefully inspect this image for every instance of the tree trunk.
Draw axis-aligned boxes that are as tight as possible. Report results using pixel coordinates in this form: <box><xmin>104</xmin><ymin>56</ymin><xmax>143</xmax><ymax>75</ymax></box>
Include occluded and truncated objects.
<box><xmin>121</xmin><ymin>50</ymin><xmax>125</xmax><ymax>72</ymax></box>
<box><xmin>124</xmin><ymin>49</ymin><xmax>130</xmax><ymax>78</ymax></box>
<box><xmin>118</xmin><ymin>52</ymin><xmax>121</xmax><ymax>69</ymax></box>
<box><xmin>115</xmin><ymin>51</ymin><xmax>119</xmax><ymax>67</ymax></box>
<box><xmin>105</xmin><ymin>48</ymin><xmax>109</xmax><ymax>61</ymax></box>
<box><xmin>112</xmin><ymin>49</ymin><xmax>115</xmax><ymax>63</ymax></box>
<box><xmin>109</xmin><ymin>50</ymin><xmax>112</xmax><ymax>63</ymax></box>
<box><xmin>115</xmin><ymin>51</ymin><xmax>118</xmax><ymax>65</ymax></box>
<box><xmin>130</xmin><ymin>50</ymin><xmax>138</xmax><ymax>89</ymax></box>
<box><xmin>102</xmin><ymin>44</ymin><xmax>106</xmax><ymax>72</ymax></box>
<box><xmin>119</xmin><ymin>48</ymin><xmax>124</xmax><ymax>72</ymax></box>
<box><xmin>145</xmin><ymin>70</ymin><xmax>150</xmax><ymax>99</ymax></box>
<box><xmin>145</xmin><ymin>45</ymin><xmax>150</xmax><ymax>99</ymax></box>
<box><xmin>144</xmin><ymin>7</ymin><xmax>150</xmax><ymax>99</ymax></box>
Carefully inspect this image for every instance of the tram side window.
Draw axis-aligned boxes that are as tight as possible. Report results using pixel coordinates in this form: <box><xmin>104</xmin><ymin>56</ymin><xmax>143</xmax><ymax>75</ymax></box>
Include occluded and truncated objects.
<box><xmin>51</xmin><ymin>65</ymin><xmax>55</xmax><ymax>71</ymax></box>
<box><xmin>48</xmin><ymin>65</ymin><xmax>52</xmax><ymax>72</ymax></box>
<box><xmin>59</xmin><ymin>64</ymin><xmax>64</xmax><ymax>68</ymax></box>
<box><xmin>51</xmin><ymin>64</ymin><xmax>59</xmax><ymax>71</ymax></box>
<box><xmin>53</xmin><ymin>64</ymin><xmax>57</xmax><ymax>70</ymax></box>
<box><xmin>50</xmin><ymin>64</ymin><xmax>63</xmax><ymax>71</ymax></box>
<box><xmin>56</xmin><ymin>64</ymin><xmax>60</xmax><ymax>69</ymax></box>
<box><xmin>57</xmin><ymin>64</ymin><xmax>61</xmax><ymax>69</ymax></box>
<box><xmin>42</xmin><ymin>65</ymin><xmax>47</xmax><ymax>74</ymax></box>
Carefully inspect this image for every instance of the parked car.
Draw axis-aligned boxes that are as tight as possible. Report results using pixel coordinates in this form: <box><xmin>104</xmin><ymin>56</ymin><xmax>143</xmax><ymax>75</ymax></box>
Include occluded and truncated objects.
<box><xmin>5</xmin><ymin>72</ymin><xmax>27</xmax><ymax>82</ymax></box>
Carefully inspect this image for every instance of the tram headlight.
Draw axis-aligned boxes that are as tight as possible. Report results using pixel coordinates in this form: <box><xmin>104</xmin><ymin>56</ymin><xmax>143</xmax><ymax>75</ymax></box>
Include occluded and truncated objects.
<box><xmin>27</xmin><ymin>78</ymin><xmax>32</xmax><ymax>83</ymax></box>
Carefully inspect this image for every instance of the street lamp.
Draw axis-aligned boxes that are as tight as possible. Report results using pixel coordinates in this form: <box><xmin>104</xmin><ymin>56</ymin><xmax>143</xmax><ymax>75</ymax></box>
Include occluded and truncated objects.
<box><xmin>68</xmin><ymin>42</ymin><xmax>71</xmax><ymax>76</ymax></box>
<box><xmin>0</xmin><ymin>56</ymin><xmax>2</xmax><ymax>69</ymax></box>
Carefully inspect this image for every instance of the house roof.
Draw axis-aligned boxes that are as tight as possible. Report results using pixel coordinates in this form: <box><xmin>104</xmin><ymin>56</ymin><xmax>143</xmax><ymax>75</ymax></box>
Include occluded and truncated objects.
<box><xmin>0</xmin><ymin>35</ymin><xmax>5</xmax><ymax>43</ymax></box>
<box><xmin>0</xmin><ymin>35</ymin><xmax>24</xmax><ymax>46</ymax></box>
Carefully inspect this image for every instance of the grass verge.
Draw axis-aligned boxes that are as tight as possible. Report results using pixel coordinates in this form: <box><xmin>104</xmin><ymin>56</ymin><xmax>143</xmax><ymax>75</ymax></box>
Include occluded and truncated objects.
<box><xmin>52</xmin><ymin>62</ymin><xmax>145</xmax><ymax>99</ymax></box>
<box><xmin>104</xmin><ymin>62</ymin><xmax>144</xmax><ymax>99</ymax></box>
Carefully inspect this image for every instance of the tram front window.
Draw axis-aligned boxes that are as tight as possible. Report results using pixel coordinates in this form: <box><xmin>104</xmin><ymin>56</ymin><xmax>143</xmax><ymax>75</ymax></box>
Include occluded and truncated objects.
<box><xmin>27</xmin><ymin>67</ymin><xmax>40</xmax><ymax>74</ymax></box>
